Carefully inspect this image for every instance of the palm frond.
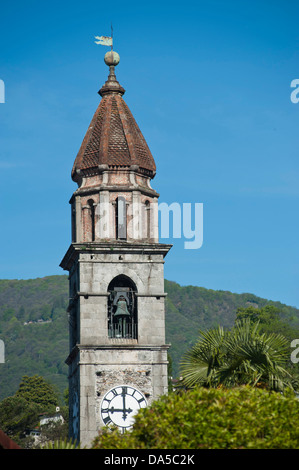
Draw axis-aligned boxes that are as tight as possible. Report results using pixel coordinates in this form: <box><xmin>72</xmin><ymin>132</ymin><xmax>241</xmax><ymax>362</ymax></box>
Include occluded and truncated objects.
<box><xmin>180</xmin><ymin>318</ymin><xmax>293</xmax><ymax>391</ymax></box>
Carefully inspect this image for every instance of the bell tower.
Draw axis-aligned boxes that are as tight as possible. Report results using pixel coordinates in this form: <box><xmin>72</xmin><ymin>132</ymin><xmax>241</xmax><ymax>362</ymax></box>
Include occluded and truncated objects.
<box><xmin>60</xmin><ymin>50</ymin><xmax>171</xmax><ymax>447</ymax></box>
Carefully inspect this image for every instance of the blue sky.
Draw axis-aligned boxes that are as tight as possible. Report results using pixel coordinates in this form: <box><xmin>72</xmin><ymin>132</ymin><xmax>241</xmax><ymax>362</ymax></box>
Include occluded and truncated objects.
<box><xmin>0</xmin><ymin>0</ymin><xmax>298</xmax><ymax>309</ymax></box>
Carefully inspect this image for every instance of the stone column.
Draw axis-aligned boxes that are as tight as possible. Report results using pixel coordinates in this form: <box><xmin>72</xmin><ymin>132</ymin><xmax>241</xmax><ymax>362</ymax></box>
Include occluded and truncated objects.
<box><xmin>75</xmin><ymin>196</ymin><xmax>82</xmax><ymax>242</ymax></box>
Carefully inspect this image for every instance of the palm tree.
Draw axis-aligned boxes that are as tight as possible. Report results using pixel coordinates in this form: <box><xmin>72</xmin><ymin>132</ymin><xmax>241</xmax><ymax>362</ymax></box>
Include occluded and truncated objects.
<box><xmin>180</xmin><ymin>319</ymin><xmax>293</xmax><ymax>392</ymax></box>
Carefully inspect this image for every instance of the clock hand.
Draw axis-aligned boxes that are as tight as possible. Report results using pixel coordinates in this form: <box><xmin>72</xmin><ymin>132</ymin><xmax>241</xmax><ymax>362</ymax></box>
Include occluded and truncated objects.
<box><xmin>109</xmin><ymin>406</ymin><xmax>133</xmax><ymax>415</ymax></box>
<box><xmin>122</xmin><ymin>389</ymin><xmax>128</xmax><ymax>420</ymax></box>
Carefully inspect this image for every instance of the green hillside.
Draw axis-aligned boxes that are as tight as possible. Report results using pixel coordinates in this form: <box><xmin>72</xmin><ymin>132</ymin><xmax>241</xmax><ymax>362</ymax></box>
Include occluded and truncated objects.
<box><xmin>0</xmin><ymin>276</ymin><xmax>69</xmax><ymax>401</ymax></box>
<box><xmin>165</xmin><ymin>280</ymin><xmax>299</xmax><ymax>379</ymax></box>
<box><xmin>0</xmin><ymin>275</ymin><xmax>298</xmax><ymax>401</ymax></box>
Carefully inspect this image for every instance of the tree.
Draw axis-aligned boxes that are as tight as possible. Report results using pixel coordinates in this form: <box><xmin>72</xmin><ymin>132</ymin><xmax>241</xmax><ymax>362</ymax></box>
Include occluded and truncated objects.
<box><xmin>0</xmin><ymin>395</ymin><xmax>42</xmax><ymax>445</ymax></box>
<box><xmin>0</xmin><ymin>375</ymin><xmax>67</xmax><ymax>448</ymax></box>
<box><xmin>16</xmin><ymin>375</ymin><xmax>59</xmax><ymax>409</ymax></box>
<box><xmin>235</xmin><ymin>306</ymin><xmax>299</xmax><ymax>390</ymax></box>
<box><xmin>180</xmin><ymin>319</ymin><xmax>293</xmax><ymax>391</ymax></box>
<box><xmin>235</xmin><ymin>305</ymin><xmax>298</xmax><ymax>340</ymax></box>
<box><xmin>63</xmin><ymin>387</ymin><xmax>69</xmax><ymax>406</ymax></box>
<box><xmin>236</xmin><ymin>305</ymin><xmax>279</xmax><ymax>324</ymax></box>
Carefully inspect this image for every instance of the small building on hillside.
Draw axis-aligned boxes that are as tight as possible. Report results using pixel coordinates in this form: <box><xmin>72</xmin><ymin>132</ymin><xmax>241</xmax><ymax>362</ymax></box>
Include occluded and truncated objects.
<box><xmin>39</xmin><ymin>407</ymin><xmax>64</xmax><ymax>427</ymax></box>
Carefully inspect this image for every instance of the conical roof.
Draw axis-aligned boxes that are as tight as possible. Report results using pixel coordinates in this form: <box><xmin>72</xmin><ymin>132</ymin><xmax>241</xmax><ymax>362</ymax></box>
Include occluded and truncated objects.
<box><xmin>72</xmin><ymin>55</ymin><xmax>156</xmax><ymax>182</ymax></box>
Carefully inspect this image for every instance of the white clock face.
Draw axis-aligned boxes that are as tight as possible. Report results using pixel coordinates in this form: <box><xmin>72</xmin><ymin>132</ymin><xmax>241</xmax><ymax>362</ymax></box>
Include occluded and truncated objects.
<box><xmin>101</xmin><ymin>385</ymin><xmax>147</xmax><ymax>431</ymax></box>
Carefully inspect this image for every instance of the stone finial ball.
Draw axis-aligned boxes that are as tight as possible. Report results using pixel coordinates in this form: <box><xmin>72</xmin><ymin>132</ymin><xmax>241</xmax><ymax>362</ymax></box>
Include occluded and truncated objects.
<box><xmin>104</xmin><ymin>51</ymin><xmax>120</xmax><ymax>66</ymax></box>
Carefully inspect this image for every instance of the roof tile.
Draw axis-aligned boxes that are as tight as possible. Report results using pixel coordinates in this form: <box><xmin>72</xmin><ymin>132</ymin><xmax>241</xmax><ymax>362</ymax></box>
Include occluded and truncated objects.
<box><xmin>72</xmin><ymin>73</ymin><xmax>156</xmax><ymax>181</ymax></box>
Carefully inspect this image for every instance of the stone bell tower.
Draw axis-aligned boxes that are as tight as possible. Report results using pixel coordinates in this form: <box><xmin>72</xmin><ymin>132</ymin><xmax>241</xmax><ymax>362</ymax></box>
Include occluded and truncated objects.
<box><xmin>60</xmin><ymin>50</ymin><xmax>171</xmax><ymax>447</ymax></box>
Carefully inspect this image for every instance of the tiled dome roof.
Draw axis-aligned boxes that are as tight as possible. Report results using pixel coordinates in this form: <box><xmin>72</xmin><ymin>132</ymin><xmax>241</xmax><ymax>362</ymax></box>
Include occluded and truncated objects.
<box><xmin>71</xmin><ymin>61</ymin><xmax>156</xmax><ymax>182</ymax></box>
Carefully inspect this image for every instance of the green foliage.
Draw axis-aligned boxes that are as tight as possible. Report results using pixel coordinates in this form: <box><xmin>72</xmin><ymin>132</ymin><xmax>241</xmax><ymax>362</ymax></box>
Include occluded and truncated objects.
<box><xmin>165</xmin><ymin>280</ymin><xmax>299</xmax><ymax>377</ymax></box>
<box><xmin>16</xmin><ymin>375</ymin><xmax>59</xmax><ymax>409</ymax></box>
<box><xmin>234</xmin><ymin>305</ymin><xmax>299</xmax><ymax>388</ymax></box>
<box><xmin>0</xmin><ymin>375</ymin><xmax>68</xmax><ymax>447</ymax></box>
<box><xmin>0</xmin><ymin>276</ymin><xmax>69</xmax><ymax>400</ymax></box>
<box><xmin>236</xmin><ymin>305</ymin><xmax>278</xmax><ymax>323</ymax></box>
<box><xmin>35</xmin><ymin>414</ymin><xmax>69</xmax><ymax>448</ymax></box>
<box><xmin>63</xmin><ymin>387</ymin><xmax>69</xmax><ymax>406</ymax></box>
<box><xmin>40</xmin><ymin>438</ymin><xmax>80</xmax><ymax>449</ymax></box>
<box><xmin>0</xmin><ymin>395</ymin><xmax>42</xmax><ymax>443</ymax></box>
<box><xmin>180</xmin><ymin>319</ymin><xmax>292</xmax><ymax>391</ymax></box>
<box><xmin>236</xmin><ymin>305</ymin><xmax>299</xmax><ymax>341</ymax></box>
<box><xmin>91</xmin><ymin>386</ymin><xmax>299</xmax><ymax>449</ymax></box>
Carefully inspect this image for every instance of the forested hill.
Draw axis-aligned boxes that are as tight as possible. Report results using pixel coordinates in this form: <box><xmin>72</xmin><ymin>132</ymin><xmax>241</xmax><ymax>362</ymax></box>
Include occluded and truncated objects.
<box><xmin>0</xmin><ymin>275</ymin><xmax>298</xmax><ymax>401</ymax></box>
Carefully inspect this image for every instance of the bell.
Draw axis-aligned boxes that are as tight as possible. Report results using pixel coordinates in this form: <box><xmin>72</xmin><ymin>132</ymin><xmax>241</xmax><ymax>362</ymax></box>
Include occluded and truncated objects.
<box><xmin>114</xmin><ymin>299</ymin><xmax>131</xmax><ymax>318</ymax></box>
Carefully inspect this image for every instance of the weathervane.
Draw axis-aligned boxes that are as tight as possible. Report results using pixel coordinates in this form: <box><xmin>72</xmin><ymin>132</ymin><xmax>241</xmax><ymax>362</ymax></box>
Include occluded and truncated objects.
<box><xmin>94</xmin><ymin>23</ymin><xmax>120</xmax><ymax>74</ymax></box>
<box><xmin>95</xmin><ymin>24</ymin><xmax>113</xmax><ymax>52</ymax></box>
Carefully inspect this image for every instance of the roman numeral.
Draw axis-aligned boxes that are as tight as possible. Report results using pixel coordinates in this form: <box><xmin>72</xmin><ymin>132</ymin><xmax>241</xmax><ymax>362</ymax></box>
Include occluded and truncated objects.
<box><xmin>103</xmin><ymin>416</ymin><xmax>112</xmax><ymax>425</ymax></box>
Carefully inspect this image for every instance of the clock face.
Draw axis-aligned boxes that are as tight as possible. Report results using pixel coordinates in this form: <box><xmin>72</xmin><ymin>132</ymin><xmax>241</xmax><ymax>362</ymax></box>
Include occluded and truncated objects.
<box><xmin>100</xmin><ymin>385</ymin><xmax>147</xmax><ymax>431</ymax></box>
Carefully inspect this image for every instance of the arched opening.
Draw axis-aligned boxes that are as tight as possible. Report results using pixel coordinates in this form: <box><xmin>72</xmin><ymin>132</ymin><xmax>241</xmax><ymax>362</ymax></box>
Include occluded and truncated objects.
<box><xmin>107</xmin><ymin>275</ymin><xmax>137</xmax><ymax>339</ymax></box>
<box><xmin>87</xmin><ymin>199</ymin><xmax>95</xmax><ymax>241</ymax></box>
<box><xmin>71</xmin><ymin>202</ymin><xmax>76</xmax><ymax>242</ymax></box>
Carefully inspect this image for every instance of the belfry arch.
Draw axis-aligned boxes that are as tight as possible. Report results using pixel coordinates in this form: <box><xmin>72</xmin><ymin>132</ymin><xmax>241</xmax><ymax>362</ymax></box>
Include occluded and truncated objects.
<box><xmin>107</xmin><ymin>275</ymin><xmax>137</xmax><ymax>339</ymax></box>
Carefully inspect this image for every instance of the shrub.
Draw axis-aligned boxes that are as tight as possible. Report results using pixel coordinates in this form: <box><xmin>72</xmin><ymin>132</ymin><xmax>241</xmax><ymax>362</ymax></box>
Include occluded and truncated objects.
<box><xmin>40</xmin><ymin>438</ymin><xmax>80</xmax><ymax>449</ymax></box>
<box><xmin>92</xmin><ymin>386</ymin><xmax>299</xmax><ymax>449</ymax></box>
